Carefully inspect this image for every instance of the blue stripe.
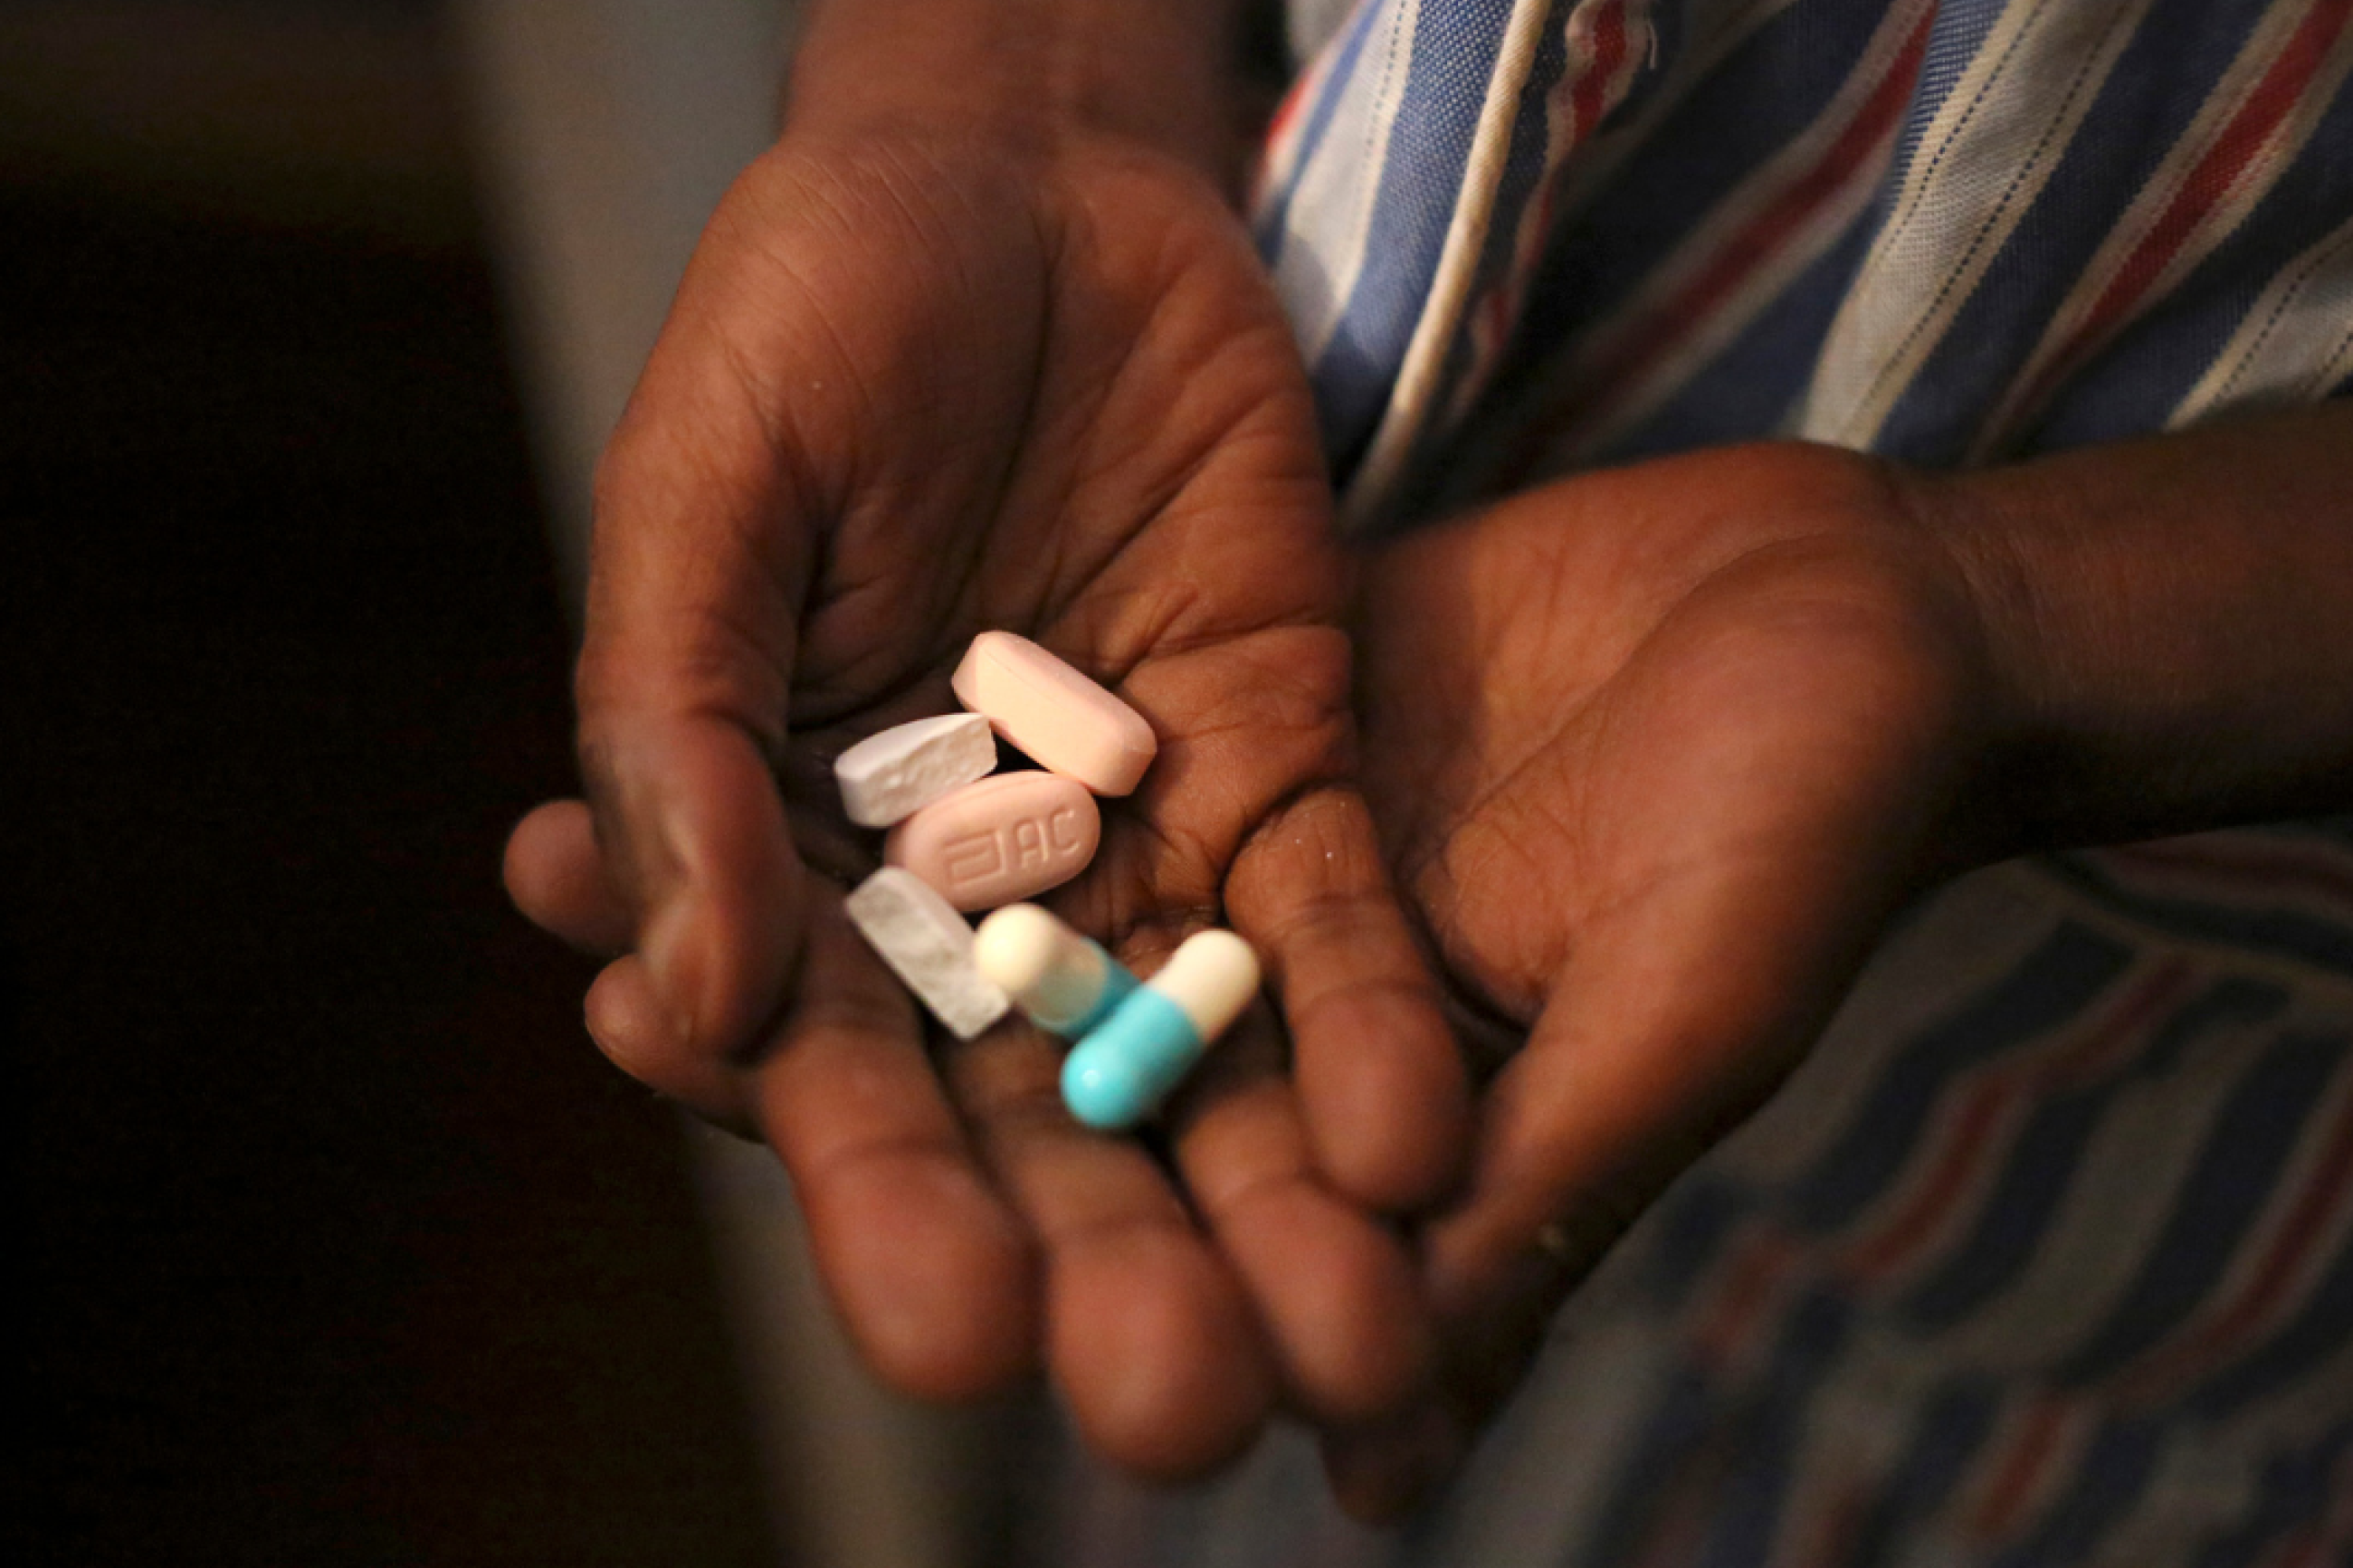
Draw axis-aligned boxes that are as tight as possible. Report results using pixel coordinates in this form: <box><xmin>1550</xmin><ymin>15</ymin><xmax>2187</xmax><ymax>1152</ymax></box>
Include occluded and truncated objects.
<box><xmin>1311</xmin><ymin>0</ymin><xmax>1521</xmax><ymax>470</ymax></box>
<box><xmin>2040</xmin><ymin>853</ymin><xmax>2353</xmax><ymax>978</ymax></box>
<box><xmin>1696</xmin><ymin>1288</ymin><xmax>1856</xmax><ymax>1568</ymax></box>
<box><xmin>1500</xmin><ymin>0</ymin><xmax>1897</xmax><ymax>377</ymax></box>
<box><xmin>1597</xmin><ymin>196</ymin><xmax>1884</xmax><ymax>462</ymax></box>
<box><xmin>1839</xmin><ymin>1381</ymin><xmax>2003</xmax><ymax>1565</ymax></box>
<box><xmin>2031</xmin><ymin>80</ymin><xmax>2353</xmax><ymax>452</ymax></box>
<box><xmin>1871</xmin><ymin>0</ymin><xmax>2274</xmax><ymax>464</ymax></box>
<box><xmin>2053</xmin><ymin>1028</ymin><xmax>2347</xmax><ymax>1386</ymax></box>
<box><xmin>1883</xmin><ymin>0</ymin><xmax>2014</xmax><ymax>179</ymax></box>
<box><xmin>1896</xmin><ymin>977</ymin><xmax>2291</xmax><ymax>1331</ymax></box>
<box><xmin>1415</xmin><ymin>0</ymin><xmax>1579</xmax><ymax>458</ymax></box>
<box><xmin>1784</xmin><ymin>922</ymin><xmax>2134</xmax><ymax>1233</ymax></box>
<box><xmin>1314</xmin><ymin>328</ymin><xmax>1407</xmax><ymax>462</ymax></box>
<box><xmin>1643</xmin><ymin>1172</ymin><xmax>1756</xmax><ymax>1307</ymax></box>
<box><xmin>1571</xmin><ymin>1362</ymin><xmax>1724</xmax><ymax>1568</ymax></box>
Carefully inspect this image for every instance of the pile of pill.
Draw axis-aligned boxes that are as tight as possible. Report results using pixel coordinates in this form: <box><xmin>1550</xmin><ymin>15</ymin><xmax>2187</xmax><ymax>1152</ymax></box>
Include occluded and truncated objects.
<box><xmin>837</xmin><ymin>632</ymin><xmax>1259</xmax><ymax>1129</ymax></box>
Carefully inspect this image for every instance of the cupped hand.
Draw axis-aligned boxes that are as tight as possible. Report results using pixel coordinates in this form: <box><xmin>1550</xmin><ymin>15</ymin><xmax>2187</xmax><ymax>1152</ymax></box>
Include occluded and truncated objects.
<box><xmin>500</xmin><ymin>130</ymin><xmax>1467</xmax><ymax>1477</ymax></box>
<box><xmin>1328</xmin><ymin>442</ymin><xmax>1999</xmax><ymax>1514</ymax></box>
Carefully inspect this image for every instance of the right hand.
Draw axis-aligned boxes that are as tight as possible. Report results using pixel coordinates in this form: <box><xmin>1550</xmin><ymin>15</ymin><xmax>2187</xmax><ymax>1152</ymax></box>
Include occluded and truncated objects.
<box><xmin>502</xmin><ymin>128</ymin><xmax>1466</xmax><ymax>1479</ymax></box>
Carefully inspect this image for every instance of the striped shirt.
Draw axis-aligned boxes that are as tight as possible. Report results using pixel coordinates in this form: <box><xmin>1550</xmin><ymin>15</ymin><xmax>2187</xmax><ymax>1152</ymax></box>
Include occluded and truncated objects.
<box><xmin>1042</xmin><ymin>3</ymin><xmax>2353</xmax><ymax>1564</ymax></box>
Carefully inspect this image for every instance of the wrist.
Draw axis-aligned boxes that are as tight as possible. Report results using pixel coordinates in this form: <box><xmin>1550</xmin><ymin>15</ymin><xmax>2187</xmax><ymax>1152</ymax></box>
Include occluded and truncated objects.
<box><xmin>1913</xmin><ymin>406</ymin><xmax>2353</xmax><ymax>855</ymax></box>
<box><xmin>784</xmin><ymin>0</ymin><xmax>1275</xmax><ymax>197</ymax></box>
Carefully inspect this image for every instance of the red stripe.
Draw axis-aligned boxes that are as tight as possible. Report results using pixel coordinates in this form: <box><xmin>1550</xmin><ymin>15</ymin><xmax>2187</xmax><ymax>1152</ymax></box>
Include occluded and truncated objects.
<box><xmin>1500</xmin><ymin>2</ymin><xmax>1934</xmax><ymax>481</ymax></box>
<box><xmin>1967</xmin><ymin>1397</ymin><xmax>2072</xmax><ymax>1542</ymax></box>
<box><xmin>1691</xmin><ymin>1227</ymin><xmax>1801</xmax><ymax>1368</ymax></box>
<box><xmin>1838</xmin><ymin>959</ymin><xmax>2196</xmax><ymax>1281</ymax></box>
<box><xmin>1468</xmin><ymin>3</ymin><xmax>1632</xmax><ymax>378</ymax></box>
<box><xmin>2103</xmin><ymin>838</ymin><xmax>2353</xmax><ymax>911</ymax></box>
<box><xmin>1265</xmin><ymin>63</ymin><xmax>1313</xmax><ymax>148</ymax></box>
<box><xmin>2119</xmin><ymin>1079</ymin><xmax>2353</xmax><ymax>1403</ymax></box>
<box><xmin>2002</xmin><ymin>0</ymin><xmax>2353</xmax><ymax>432</ymax></box>
<box><xmin>1572</xmin><ymin>0</ymin><xmax>1631</xmax><ymax>143</ymax></box>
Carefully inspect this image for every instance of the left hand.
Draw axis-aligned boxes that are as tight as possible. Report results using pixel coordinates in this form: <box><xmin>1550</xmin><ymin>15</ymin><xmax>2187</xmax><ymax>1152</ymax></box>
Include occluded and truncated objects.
<box><xmin>1329</xmin><ymin>441</ymin><xmax>1997</xmax><ymax>1515</ymax></box>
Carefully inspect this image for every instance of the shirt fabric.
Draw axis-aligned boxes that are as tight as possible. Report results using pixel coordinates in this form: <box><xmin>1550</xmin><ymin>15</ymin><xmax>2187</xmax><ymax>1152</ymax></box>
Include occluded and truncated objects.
<box><xmin>1041</xmin><ymin>3</ymin><xmax>2353</xmax><ymax>1563</ymax></box>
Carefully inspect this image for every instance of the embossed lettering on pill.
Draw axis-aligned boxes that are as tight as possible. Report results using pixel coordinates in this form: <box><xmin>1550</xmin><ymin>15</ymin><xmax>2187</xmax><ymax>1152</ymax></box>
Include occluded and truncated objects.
<box><xmin>885</xmin><ymin>772</ymin><xmax>1102</xmax><ymax>911</ymax></box>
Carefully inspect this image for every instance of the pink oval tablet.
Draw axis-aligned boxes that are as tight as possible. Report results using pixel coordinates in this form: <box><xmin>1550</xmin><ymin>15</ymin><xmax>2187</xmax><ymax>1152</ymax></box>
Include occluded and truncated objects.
<box><xmin>952</xmin><ymin>632</ymin><xmax>1157</xmax><ymax>796</ymax></box>
<box><xmin>883</xmin><ymin>772</ymin><xmax>1102</xmax><ymax>911</ymax></box>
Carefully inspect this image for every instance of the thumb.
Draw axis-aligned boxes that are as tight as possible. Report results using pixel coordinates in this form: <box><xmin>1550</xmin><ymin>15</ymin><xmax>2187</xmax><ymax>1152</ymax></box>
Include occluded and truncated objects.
<box><xmin>1421</xmin><ymin>852</ymin><xmax>1873</xmax><ymax>1326</ymax></box>
<box><xmin>570</xmin><ymin>285</ymin><xmax>822</xmax><ymax>1098</ymax></box>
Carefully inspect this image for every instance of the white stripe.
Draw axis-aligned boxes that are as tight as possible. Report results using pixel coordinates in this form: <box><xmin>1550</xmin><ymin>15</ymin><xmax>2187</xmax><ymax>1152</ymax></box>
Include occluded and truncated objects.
<box><xmin>2169</xmin><ymin>212</ymin><xmax>2353</xmax><ymax>427</ymax></box>
<box><xmin>1927</xmin><ymin>985</ymin><xmax>2280</xmax><ymax>1372</ymax></box>
<box><xmin>1505</xmin><ymin>0</ymin><xmax>1931</xmax><ymax>473</ymax></box>
<box><xmin>1272</xmin><ymin>0</ymin><xmax>1422</xmax><ymax>366</ymax></box>
<box><xmin>2092</xmin><ymin>1436</ymin><xmax>2264</xmax><ymax>1568</ymax></box>
<box><xmin>1795</xmin><ymin>0</ymin><xmax>2156</xmax><ymax>448</ymax></box>
<box><xmin>1443</xmin><ymin>0</ymin><xmax>1663</xmax><ymax>432</ymax></box>
<box><xmin>1341</xmin><ymin>0</ymin><xmax>1558</xmax><ymax>526</ymax></box>
<box><xmin>1757</xmin><ymin>1370</ymin><xmax>1914</xmax><ymax>1567</ymax></box>
<box><xmin>1969</xmin><ymin>0</ymin><xmax>2353</xmax><ymax>460</ymax></box>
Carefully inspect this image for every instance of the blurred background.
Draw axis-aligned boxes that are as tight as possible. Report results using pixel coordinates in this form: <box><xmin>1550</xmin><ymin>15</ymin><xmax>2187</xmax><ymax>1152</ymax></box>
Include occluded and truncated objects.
<box><xmin>7</xmin><ymin>2</ymin><xmax>1029</xmax><ymax>1562</ymax></box>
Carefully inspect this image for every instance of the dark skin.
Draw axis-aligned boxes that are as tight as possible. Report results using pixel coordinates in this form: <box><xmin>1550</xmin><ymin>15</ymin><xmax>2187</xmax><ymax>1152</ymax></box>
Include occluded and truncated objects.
<box><xmin>501</xmin><ymin>0</ymin><xmax>2353</xmax><ymax>1523</ymax></box>
<box><xmin>503</xmin><ymin>118</ymin><xmax>1470</xmax><ymax>1475</ymax></box>
<box><xmin>1323</xmin><ymin>413</ymin><xmax>2353</xmax><ymax>1511</ymax></box>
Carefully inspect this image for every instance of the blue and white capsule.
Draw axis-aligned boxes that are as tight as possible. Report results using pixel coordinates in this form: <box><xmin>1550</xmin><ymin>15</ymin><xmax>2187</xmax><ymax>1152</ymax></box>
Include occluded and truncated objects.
<box><xmin>1060</xmin><ymin>929</ymin><xmax>1260</xmax><ymax>1130</ymax></box>
<box><xmin>973</xmin><ymin>904</ymin><xmax>1137</xmax><ymax>1037</ymax></box>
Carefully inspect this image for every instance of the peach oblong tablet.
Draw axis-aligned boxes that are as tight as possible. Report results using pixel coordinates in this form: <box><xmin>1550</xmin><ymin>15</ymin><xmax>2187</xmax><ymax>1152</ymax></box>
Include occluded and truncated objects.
<box><xmin>951</xmin><ymin>632</ymin><xmax>1157</xmax><ymax>796</ymax></box>
<box><xmin>884</xmin><ymin>772</ymin><xmax>1102</xmax><ymax>911</ymax></box>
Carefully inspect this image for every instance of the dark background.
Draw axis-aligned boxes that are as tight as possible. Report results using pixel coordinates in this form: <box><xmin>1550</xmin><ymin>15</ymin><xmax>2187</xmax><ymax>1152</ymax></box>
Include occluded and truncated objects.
<box><xmin>8</xmin><ymin>2</ymin><xmax>779</xmax><ymax>1560</ymax></box>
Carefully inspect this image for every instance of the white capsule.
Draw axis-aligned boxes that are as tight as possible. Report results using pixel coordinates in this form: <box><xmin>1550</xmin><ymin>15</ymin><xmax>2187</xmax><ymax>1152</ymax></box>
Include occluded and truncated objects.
<box><xmin>973</xmin><ymin>904</ymin><xmax>1138</xmax><ymax>1037</ymax></box>
<box><xmin>1061</xmin><ymin>929</ymin><xmax>1259</xmax><ymax>1129</ymax></box>
<box><xmin>834</xmin><ymin>712</ymin><xmax>997</xmax><ymax>828</ymax></box>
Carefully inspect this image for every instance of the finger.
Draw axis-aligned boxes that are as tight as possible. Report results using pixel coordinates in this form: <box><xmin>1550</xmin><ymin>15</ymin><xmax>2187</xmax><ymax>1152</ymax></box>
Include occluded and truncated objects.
<box><xmin>576</xmin><ymin>714</ymin><xmax>808</xmax><ymax>1043</ymax></box>
<box><xmin>943</xmin><ymin>1015</ymin><xmax>1277</xmax><ymax>1480</ymax></box>
<box><xmin>504</xmin><ymin>799</ymin><xmax>634</xmax><ymax>955</ymax></box>
<box><xmin>1224</xmin><ymin>785</ymin><xmax>1470</xmax><ymax>1213</ymax></box>
<box><xmin>749</xmin><ymin>900</ymin><xmax>1037</xmax><ymax>1402</ymax></box>
<box><xmin>584</xmin><ymin>954</ymin><xmax>757</xmax><ymax>1134</ymax></box>
<box><xmin>1421</xmin><ymin>870</ymin><xmax>1839</xmax><ymax>1324</ymax></box>
<box><xmin>571</xmin><ymin>262</ymin><xmax>827</xmax><ymax>1091</ymax></box>
<box><xmin>1167</xmin><ymin>1007</ymin><xmax>1434</xmax><ymax>1427</ymax></box>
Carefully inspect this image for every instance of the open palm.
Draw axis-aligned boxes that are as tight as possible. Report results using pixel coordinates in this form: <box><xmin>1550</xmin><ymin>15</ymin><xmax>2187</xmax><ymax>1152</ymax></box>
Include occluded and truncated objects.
<box><xmin>505</xmin><ymin>131</ymin><xmax>1469</xmax><ymax>1476</ymax></box>
<box><xmin>1341</xmin><ymin>441</ymin><xmax>1995</xmax><ymax>1507</ymax></box>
